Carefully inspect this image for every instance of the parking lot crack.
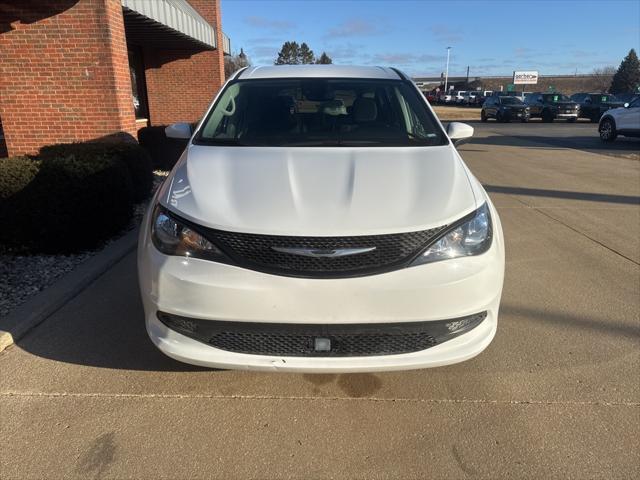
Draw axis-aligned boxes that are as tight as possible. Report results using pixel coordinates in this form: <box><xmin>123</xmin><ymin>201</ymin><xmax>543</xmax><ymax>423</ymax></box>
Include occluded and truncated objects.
<box><xmin>508</xmin><ymin>196</ymin><xmax>639</xmax><ymax>265</ymax></box>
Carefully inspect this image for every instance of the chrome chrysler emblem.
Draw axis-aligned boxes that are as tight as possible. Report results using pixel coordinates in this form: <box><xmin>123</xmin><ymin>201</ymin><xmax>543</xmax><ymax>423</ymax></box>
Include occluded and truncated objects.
<box><xmin>271</xmin><ymin>246</ymin><xmax>376</xmax><ymax>258</ymax></box>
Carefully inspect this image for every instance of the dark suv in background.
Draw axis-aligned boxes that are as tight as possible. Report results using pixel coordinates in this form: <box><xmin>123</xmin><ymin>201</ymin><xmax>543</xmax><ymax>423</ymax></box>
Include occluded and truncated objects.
<box><xmin>524</xmin><ymin>93</ymin><xmax>579</xmax><ymax>122</ymax></box>
<box><xmin>615</xmin><ymin>92</ymin><xmax>640</xmax><ymax>105</ymax></box>
<box><xmin>571</xmin><ymin>93</ymin><xmax>624</xmax><ymax>122</ymax></box>
<box><xmin>481</xmin><ymin>96</ymin><xmax>530</xmax><ymax>122</ymax></box>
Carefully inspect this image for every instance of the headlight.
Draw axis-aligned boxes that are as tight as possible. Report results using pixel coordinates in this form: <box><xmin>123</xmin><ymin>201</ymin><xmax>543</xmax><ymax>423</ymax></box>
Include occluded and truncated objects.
<box><xmin>412</xmin><ymin>203</ymin><xmax>492</xmax><ymax>266</ymax></box>
<box><xmin>151</xmin><ymin>206</ymin><xmax>227</xmax><ymax>262</ymax></box>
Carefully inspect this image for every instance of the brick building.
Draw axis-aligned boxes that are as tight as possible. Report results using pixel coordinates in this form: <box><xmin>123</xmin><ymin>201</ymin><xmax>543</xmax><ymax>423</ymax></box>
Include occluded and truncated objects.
<box><xmin>0</xmin><ymin>0</ymin><xmax>230</xmax><ymax>157</ymax></box>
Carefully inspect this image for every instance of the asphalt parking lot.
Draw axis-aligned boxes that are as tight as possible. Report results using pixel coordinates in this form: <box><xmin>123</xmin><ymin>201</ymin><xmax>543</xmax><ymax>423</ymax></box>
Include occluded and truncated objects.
<box><xmin>1</xmin><ymin>123</ymin><xmax>639</xmax><ymax>479</ymax></box>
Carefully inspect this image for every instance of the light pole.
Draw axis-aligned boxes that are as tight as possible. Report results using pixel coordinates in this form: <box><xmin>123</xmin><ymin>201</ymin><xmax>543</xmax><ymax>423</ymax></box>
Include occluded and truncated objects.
<box><xmin>444</xmin><ymin>46</ymin><xmax>451</xmax><ymax>94</ymax></box>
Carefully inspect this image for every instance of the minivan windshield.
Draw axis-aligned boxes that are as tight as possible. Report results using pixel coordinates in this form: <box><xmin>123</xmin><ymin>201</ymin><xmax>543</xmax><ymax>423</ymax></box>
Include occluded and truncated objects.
<box><xmin>195</xmin><ymin>78</ymin><xmax>447</xmax><ymax>147</ymax></box>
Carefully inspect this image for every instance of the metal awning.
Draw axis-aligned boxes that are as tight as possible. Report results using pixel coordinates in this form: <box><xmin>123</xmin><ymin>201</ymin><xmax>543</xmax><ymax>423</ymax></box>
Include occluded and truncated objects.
<box><xmin>222</xmin><ymin>31</ymin><xmax>231</xmax><ymax>55</ymax></box>
<box><xmin>122</xmin><ymin>0</ymin><xmax>217</xmax><ymax>49</ymax></box>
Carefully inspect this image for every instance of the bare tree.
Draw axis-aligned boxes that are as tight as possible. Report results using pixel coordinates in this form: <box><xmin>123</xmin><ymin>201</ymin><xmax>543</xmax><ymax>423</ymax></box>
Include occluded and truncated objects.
<box><xmin>592</xmin><ymin>66</ymin><xmax>616</xmax><ymax>92</ymax></box>
<box><xmin>225</xmin><ymin>48</ymin><xmax>250</xmax><ymax>79</ymax></box>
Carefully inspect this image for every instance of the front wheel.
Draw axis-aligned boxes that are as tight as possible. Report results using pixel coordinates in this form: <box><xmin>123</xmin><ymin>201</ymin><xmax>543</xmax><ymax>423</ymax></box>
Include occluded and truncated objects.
<box><xmin>599</xmin><ymin>118</ymin><xmax>617</xmax><ymax>142</ymax></box>
<box><xmin>567</xmin><ymin>117</ymin><xmax>577</xmax><ymax>123</ymax></box>
<box><xmin>481</xmin><ymin>110</ymin><xmax>488</xmax><ymax>122</ymax></box>
<box><xmin>542</xmin><ymin>110</ymin><xmax>554</xmax><ymax>123</ymax></box>
<box><xmin>520</xmin><ymin>118</ymin><xmax>529</xmax><ymax>123</ymax></box>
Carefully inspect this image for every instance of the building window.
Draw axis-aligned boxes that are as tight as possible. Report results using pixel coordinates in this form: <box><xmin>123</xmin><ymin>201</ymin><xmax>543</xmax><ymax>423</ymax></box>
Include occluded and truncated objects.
<box><xmin>128</xmin><ymin>47</ymin><xmax>148</xmax><ymax>119</ymax></box>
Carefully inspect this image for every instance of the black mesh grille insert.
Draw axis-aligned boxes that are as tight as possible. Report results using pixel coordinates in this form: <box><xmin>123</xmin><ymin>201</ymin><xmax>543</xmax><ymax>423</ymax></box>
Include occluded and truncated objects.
<box><xmin>209</xmin><ymin>331</ymin><xmax>438</xmax><ymax>356</ymax></box>
<box><xmin>205</xmin><ymin>226</ymin><xmax>447</xmax><ymax>277</ymax></box>
<box><xmin>157</xmin><ymin>312</ymin><xmax>488</xmax><ymax>357</ymax></box>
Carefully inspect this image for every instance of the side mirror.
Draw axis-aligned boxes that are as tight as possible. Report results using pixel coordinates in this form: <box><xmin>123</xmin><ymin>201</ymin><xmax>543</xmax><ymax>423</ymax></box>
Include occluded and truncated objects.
<box><xmin>165</xmin><ymin>122</ymin><xmax>192</xmax><ymax>139</ymax></box>
<box><xmin>447</xmin><ymin>122</ymin><xmax>474</xmax><ymax>146</ymax></box>
<box><xmin>624</xmin><ymin>102</ymin><xmax>630</xmax><ymax>108</ymax></box>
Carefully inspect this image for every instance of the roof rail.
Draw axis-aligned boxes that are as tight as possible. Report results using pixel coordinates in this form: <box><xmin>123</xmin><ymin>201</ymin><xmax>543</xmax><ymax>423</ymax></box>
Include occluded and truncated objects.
<box><xmin>389</xmin><ymin>67</ymin><xmax>409</xmax><ymax>81</ymax></box>
<box><xmin>232</xmin><ymin>66</ymin><xmax>249</xmax><ymax>80</ymax></box>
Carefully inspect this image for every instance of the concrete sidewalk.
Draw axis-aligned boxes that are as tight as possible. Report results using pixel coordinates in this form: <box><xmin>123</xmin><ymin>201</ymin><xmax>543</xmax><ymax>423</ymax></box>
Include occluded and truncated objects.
<box><xmin>1</xmin><ymin>124</ymin><xmax>639</xmax><ymax>479</ymax></box>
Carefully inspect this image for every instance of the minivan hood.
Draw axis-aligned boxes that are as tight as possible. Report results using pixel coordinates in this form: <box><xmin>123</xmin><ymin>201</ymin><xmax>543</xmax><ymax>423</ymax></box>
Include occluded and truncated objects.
<box><xmin>159</xmin><ymin>145</ymin><xmax>478</xmax><ymax>236</ymax></box>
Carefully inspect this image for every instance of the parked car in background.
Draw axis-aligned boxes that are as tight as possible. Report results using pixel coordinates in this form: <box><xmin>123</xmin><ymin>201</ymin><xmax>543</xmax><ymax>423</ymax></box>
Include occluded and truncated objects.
<box><xmin>612</xmin><ymin>92</ymin><xmax>640</xmax><ymax>105</ymax></box>
<box><xmin>571</xmin><ymin>93</ymin><xmax>624</xmax><ymax>122</ymax></box>
<box><xmin>425</xmin><ymin>91</ymin><xmax>437</xmax><ymax>104</ymax></box>
<box><xmin>481</xmin><ymin>96</ymin><xmax>530</xmax><ymax>122</ymax></box>
<box><xmin>438</xmin><ymin>92</ymin><xmax>454</xmax><ymax>104</ymax></box>
<box><xmin>463</xmin><ymin>91</ymin><xmax>483</xmax><ymax>106</ymax></box>
<box><xmin>453</xmin><ymin>91</ymin><xmax>468</xmax><ymax>104</ymax></box>
<box><xmin>599</xmin><ymin>97</ymin><xmax>640</xmax><ymax>142</ymax></box>
<box><xmin>139</xmin><ymin>65</ymin><xmax>505</xmax><ymax>372</ymax></box>
<box><xmin>525</xmin><ymin>92</ymin><xmax>579</xmax><ymax>122</ymax></box>
<box><xmin>490</xmin><ymin>91</ymin><xmax>520</xmax><ymax>99</ymax></box>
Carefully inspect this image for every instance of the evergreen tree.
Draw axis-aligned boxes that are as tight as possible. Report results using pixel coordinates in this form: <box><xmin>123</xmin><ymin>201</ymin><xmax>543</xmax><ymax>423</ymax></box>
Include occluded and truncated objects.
<box><xmin>609</xmin><ymin>49</ymin><xmax>640</xmax><ymax>94</ymax></box>
<box><xmin>298</xmin><ymin>43</ymin><xmax>315</xmax><ymax>64</ymax></box>
<box><xmin>315</xmin><ymin>52</ymin><xmax>333</xmax><ymax>64</ymax></box>
<box><xmin>275</xmin><ymin>41</ymin><xmax>328</xmax><ymax>65</ymax></box>
<box><xmin>275</xmin><ymin>41</ymin><xmax>300</xmax><ymax>65</ymax></box>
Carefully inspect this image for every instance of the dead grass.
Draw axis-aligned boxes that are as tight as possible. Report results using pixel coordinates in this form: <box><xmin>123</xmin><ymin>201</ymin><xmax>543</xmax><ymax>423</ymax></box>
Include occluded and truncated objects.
<box><xmin>432</xmin><ymin>106</ymin><xmax>481</xmax><ymax>122</ymax></box>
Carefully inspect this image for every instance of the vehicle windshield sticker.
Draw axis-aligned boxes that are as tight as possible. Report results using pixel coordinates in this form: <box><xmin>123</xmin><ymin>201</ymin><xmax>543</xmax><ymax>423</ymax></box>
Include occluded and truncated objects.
<box><xmin>553</xmin><ymin>95</ymin><xmax>559</xmax><ymax>102</ymax></box>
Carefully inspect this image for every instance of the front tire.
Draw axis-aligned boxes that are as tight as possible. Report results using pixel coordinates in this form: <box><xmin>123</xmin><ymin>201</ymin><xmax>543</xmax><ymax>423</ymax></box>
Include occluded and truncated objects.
<box><xmin>599</xmin><ymin>118</ymin><xmax>617</xmax><ymax>142</ymax></box>
<box><xmin>481</xmin><ymin>110</ymin><xmax>488</xmax><ymax>122</ymax></box>
<box><xmin>567</xmin><ymin>117</ymin><xmax>577</xmax><ymax>123</ymax></box>
<box><xmin>542</xmin><ymin>110</ymin><xmax>554</xmax><ymax>123</ymax></box>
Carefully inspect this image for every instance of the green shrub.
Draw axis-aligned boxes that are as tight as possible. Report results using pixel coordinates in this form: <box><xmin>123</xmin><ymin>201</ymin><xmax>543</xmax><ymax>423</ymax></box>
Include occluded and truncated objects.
<box><xmin>0</xmin><ymin>153</ymin><xmax>133</xmax><ymax>253</ymax></box>
<box><xmin>138</xmin><ymin>126</ymin><xmax>189</xmax><ymax>170</ymax></box>
<box><xmin>0</xmin><ymin>156</ymin><xmax>40</xmax><ymax>200</ymax></box>
<box><xmin>39</xmin><ymin>142</ymin><xmax>153</xmax><ymax>202</ymax></box>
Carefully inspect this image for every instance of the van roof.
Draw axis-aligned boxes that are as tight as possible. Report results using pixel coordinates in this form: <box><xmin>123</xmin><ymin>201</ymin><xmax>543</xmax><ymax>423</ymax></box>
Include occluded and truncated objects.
<box><xmin>237</xmin><ymin>65</ymin><xmax>404</xmax><ymax>80</ymax></box>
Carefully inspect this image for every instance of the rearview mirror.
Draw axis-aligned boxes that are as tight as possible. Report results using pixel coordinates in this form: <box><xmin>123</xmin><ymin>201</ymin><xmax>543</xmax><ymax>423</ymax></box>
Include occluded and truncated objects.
<box><xmin>165</xmin><ymin>122</ymin><xmax>192</xmax><ymax>139</ymax></box>
<box><xmin>447</xmin><ymin>122</ymin><xmax>474</xmax><ymax>146</ymax></box>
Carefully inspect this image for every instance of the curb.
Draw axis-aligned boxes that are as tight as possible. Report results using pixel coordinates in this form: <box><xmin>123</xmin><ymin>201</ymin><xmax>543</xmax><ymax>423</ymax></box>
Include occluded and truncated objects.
<box><xmin>0</xmin><ymin>227</ymin><xmax>139</xmax><ymax>353</ymax></box>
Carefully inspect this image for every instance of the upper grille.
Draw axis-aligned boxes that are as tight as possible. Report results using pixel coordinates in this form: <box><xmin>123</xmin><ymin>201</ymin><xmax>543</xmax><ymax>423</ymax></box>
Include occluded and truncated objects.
<box><xmin>204</xmin><ymin>226</ymin><xmax>447</xmax><ymax>278</ymax></box>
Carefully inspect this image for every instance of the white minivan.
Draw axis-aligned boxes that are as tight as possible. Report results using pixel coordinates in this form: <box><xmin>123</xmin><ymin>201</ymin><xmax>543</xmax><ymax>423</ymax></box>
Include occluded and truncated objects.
<box><xmin>138</xmin><ymin>65</ymin><xmax>505</xmax><ymax>372</ymax></box>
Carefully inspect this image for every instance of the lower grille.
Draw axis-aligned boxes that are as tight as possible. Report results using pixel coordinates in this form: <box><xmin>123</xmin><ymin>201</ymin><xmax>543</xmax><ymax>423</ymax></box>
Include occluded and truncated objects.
<box><xmin>157</xmin><ymin>311</ymin><xmax>487</xmax><ymax>357</ymax></box>
<box><xmin>209</xmin><ymin>331</ymin><xmax>437</xmax><ymax>356</ymax></box>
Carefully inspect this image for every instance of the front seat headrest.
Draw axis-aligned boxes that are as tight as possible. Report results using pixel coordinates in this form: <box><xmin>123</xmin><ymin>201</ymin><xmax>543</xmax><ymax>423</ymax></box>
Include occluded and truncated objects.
<box><xmin>353</xmin><ymin>98</ymin><xmax>377</xmax><ymax>122</ymax></box>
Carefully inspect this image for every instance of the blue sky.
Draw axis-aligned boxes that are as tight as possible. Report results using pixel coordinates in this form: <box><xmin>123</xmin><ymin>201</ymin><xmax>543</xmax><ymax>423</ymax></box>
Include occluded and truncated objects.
<box><xmin>221</xmin><ymin>0</ymin><xmax>640</xmax><ymax>77</ymax></box>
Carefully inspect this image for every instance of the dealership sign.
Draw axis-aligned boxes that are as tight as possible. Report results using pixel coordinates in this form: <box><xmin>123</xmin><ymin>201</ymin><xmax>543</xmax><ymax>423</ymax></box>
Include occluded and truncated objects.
<box><xmin>513</xmin><ymin>71</ymin><xmax>539</xmax><ymax>85</ymax></box>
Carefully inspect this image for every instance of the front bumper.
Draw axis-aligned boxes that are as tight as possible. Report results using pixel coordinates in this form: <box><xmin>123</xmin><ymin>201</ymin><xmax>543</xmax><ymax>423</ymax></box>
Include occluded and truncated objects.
<box><xmin>555</xmin><ymin>112</ymin><xmax>579</xmax><ymax>119</ymax></box>
<box><xmin>138</xmin><ymin>202</ymin><xmax>505</xmax><ymax>372</ymax></box>
<box><xmin>504</xmin><ymin>110</ymin><xmax>529</xmax><ymax>119</ymax></box>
